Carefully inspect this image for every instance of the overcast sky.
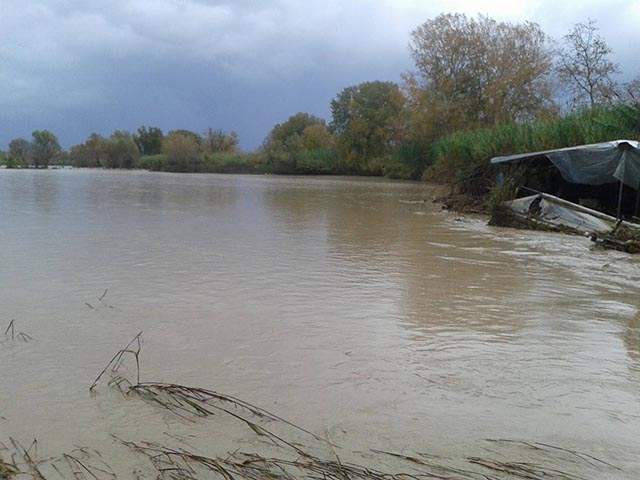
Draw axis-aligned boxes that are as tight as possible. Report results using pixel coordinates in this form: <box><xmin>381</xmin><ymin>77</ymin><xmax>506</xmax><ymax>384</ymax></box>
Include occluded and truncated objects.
<box><xmin>1</xmin><ymin>0</ymin><xmax>639</xmax><ymax>150</ymax></box>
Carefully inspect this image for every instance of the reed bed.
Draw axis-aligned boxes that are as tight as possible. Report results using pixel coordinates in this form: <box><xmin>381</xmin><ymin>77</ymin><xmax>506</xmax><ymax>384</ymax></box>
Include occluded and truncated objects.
<box><xmin>429</xmin><ymin>103</ymin><xmax>640</xmax><ymax>196</ymax></box>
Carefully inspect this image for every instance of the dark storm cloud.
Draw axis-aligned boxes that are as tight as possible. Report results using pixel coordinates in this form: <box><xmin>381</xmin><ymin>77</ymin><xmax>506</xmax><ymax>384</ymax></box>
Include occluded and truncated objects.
<box><xmin>1</xmin><ymin>0</ymin><xmax>638</xmax><ymax>149</ymax></box>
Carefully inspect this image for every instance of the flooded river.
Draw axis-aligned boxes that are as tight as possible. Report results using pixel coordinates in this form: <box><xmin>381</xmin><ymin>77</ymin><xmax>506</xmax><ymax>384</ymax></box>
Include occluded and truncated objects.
<box><xmin>1</xmin><ymin>169</ymin><xmax>639</xmax><ymax>478</ymax></box>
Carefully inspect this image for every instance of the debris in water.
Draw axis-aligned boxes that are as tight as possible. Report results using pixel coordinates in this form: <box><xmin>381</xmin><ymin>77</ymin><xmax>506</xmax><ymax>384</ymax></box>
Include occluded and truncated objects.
<box><xmin>3</xmin><ymin>320</ymin><xmax>33</xmax><ymax>343</ymax></box>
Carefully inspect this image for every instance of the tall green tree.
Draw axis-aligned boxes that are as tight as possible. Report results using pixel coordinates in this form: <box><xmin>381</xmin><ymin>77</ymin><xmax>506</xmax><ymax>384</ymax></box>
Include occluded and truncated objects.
<box><xmin>267</xmin><ymin>113</ymin><xmax>325</xmax><ymax>146</ymax></box>
<box><xmin>262</xmin><ymin>113</ymin><xmax>332</xmax><ymax>172</ymax></box>
<box><xmin>134</xmin><ymin>126</ymin><xmax>164</xmax><ymax>156</ymax></box>
<box><xmin>168</xmin><ymin>130</ymin><xmax>202</xmax><ymax>145</ymax></box>
<box><xmin>162</xmin><ymin>131</ymin><xmax>203</xmax><ymax>172</ymax></box>
<box><xmin>556</xmin><ymin>19</ymin><xmax>620</xmax><ymax>108</ymax></box>
<box><xmin>8</xmin><ymin>138</ymin><xmax>32</xmax><ymax>166</ymax></box>
<box><xmin>330</xmin><ymin>81</ymin><xmax>405</xmax><ymax>168</ymax></box>
<box><xmin>69</xmin><ymin>133</ymin><xmax>106</xmax><ymax>167</ymax></box>
<box><xmin>31</xmin><ymin>130</ymin><xmax>61</xmax><ymax>168</ymax></box>
<box><xmin>102</xmin><ymin>131</ymin><xmax>139</xmax><ymax>169</ymax></box>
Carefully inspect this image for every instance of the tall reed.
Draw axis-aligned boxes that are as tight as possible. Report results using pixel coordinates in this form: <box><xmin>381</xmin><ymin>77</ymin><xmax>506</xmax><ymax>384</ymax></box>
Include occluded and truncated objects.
<box><xmin>428</xmin><ymin>104</ymin><xmax>640</xmax><ymax>192</ymax></box>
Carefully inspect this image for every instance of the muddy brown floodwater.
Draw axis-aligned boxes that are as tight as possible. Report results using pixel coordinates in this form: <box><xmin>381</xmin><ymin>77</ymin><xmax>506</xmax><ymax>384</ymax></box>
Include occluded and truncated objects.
<box><xmin>0</xmin><ymin>169</ymin><xmax>639</xmax><ymax>479</ymax></box>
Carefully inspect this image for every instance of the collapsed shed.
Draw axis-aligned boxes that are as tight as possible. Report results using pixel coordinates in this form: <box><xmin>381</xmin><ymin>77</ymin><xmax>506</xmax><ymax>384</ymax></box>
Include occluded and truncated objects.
<box><xmin>492</xmin><ymin>140</ymin><xmax>640</xmax><ymax>217</ymax></box>
<box><xmin>490</xmin><ymin>140</ymin><xmax>640</xmax><ymax>251</ymax></box>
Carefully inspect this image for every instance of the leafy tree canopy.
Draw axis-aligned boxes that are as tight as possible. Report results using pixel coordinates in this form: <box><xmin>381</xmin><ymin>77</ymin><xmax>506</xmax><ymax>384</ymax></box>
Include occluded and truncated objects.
<box><xmin>406</xmin><ymin>13</ymin><xmax>555</xmax><ymax>139</ymax></box>
<box><xmin>135</xmin><ymin>126</ymin><xmax>164</xmax><ymax>156</ymax></box>
<box><xmin>162</xmin><ymin>131</ymin><xmax>203</xmax><ymax>172</ymax></box>
<box><xmin>267</xmin><ymin>113</ymin><xmax>327</xmax><ymax>147</ymax></box>
<box><xmin>102</xmin><ymin>131</ymin><xmax>140</xmax><ymax>169</ymax></box>
<box><xmin>31</xmin><ymin>130</ymin><xmax>62</xmax><ymax>168</ymax></box>
<box><xmin>330</xmin><ymin>81</ymin><xmax>405</xmax><ymax>166</ymax></box>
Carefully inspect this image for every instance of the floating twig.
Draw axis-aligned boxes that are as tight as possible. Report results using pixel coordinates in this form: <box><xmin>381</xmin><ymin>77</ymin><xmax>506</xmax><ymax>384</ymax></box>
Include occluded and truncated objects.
<box><xmin>17</xmin><ymin>332</ymin><xmax>33</xmax><ymax>343</ymax></box>
<box><xmin>4</xmin><ymin>320</ymin><xmax>15</xmax><ymax>341</ymax></box>
<box><xmin>4</xmin><ymin>320</ymin><xmax>33</xmax><ymax>343</ymax></box>
<box><xmin>98</xmin><ymin>289</ymin><xmax>114</xmax><ymax>309</ymax></box>
<box><xmin>89</xmin><ymin>332</ymin><xmax>143</xmax><ymax>391</ymax></box>
<box><xmin>9</xmin><ymin>438</ymin><xmax>45</xmax><ymax>480</ymax></box>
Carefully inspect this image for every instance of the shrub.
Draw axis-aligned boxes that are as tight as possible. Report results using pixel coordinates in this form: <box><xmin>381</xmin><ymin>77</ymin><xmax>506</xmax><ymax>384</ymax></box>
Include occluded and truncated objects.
<box><xmin>295</xmin><ymin>150</ymin><xmax>338</xmax><ymax>174</ymax></box>
<box><xmin>137</xmin><ymin>154</ymin><xmax>169</xmax><ymax>171</ymax></box>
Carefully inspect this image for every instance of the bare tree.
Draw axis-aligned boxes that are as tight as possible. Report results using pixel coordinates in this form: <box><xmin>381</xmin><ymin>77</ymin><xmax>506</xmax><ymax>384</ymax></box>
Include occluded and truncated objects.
<box><xmin>556</xmin><ymin>19</ymin><xmax>619</xmax><ymax>108</ymax></box>
<box><xmin>202</xmin><ymin>128</ymin><xmax>239</xmax><ymax>154</ymax></box>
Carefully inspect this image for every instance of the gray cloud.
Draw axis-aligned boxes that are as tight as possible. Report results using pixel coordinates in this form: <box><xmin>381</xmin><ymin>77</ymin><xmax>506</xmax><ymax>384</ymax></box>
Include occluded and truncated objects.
<box><xmin>1</xmin><ymin>0</ymin><xmax>638</xmax><ymax>149</ymax></box>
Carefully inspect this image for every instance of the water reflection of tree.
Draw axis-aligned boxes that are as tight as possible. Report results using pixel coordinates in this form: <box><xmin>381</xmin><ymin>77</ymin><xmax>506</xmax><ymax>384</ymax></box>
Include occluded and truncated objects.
<box><xmin>262</xmin><ymin>178</ymin><xmax>426</xmax><ymax>264</ymax></box>
<box><xmin>84</xmin><ymin>171</ymin><xmax>240</xmax><ymax>214</ymax></box>
<box><xmin>31</xmin><ymin>170</ymin><xmax>60</xmax><ymax>215</ymax></box>
<box><xmin>318</xmin><ymin>187</ymin><xmax>527</xmax><ymax>338</ymax></box>
<box><xmin>262</xmin><ymin>177</ymin><xmax>528</xmax><ymax>339</ymax></box>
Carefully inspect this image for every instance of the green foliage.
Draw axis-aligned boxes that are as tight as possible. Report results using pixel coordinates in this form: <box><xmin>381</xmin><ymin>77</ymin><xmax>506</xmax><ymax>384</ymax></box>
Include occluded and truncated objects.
<box><xmin>135</xmin><ymin>126</ymin><xmax>164</xmax><ymax>156</ymax></box>
<box><xmin>268</xmin><ymin>113</ymin><xmax>324</xmax><ymax>145</ymax></box>
<box><xmin>137</xmin><ymin>154</ymin><xmax>169</xmax><ymax>171</ymax></box>
<box><xmin>391</xmin><ymin>140</ymin><xmax>433</xmax><ymax>180</ymax></box>
<box><xmin>6</xmin><ymin>139</ymin><xmax>30</xmax><ymax>168</ymax></box>
<box><xmin>0</xmin><ymin>454</ymin><xmax>18</xmax><ymax>478</ymax></box>
<box><xmin>50</xmin><ymin>150</ymin><xmax>71</xmax><ymax>166</ymax></box>
<box><xmin>70</xmin><ymin>131</ymin><xmax>140</xmax><ymax>169</ymax></box>
<box><xmin>8</xmin><ymin>138</ymin><xmax>31</xmax><ymax>165</ymax></box>
<box><xmin>262</xmin><ymin>113</ymin><xmax>333</xmax><ymax>173</ymax></box>
<box><xmin>429</xmin><ymin>103</ymin><xmax>640</xmax><ymax>192</ymax></box>
<box><xmin>4</xmin><ymin>155</ymin><xmax>28</xmax><ymax>169</ymax></box>
<box><xmin>6</xmin><ymin>132</ymin><xmax>61</xmax><ymax>168</ymax></box>
<box><xmin>69</xmin><ymin>133</ymin><xmax>105</xmax><ymax>167</ymax></box>
<box><xmin>330</xmin><ymin>81</ymin><xmax>405</xmax><ymax>169</ymax></box>
<box><xmin>204</xmin><ymin>152</ymin><xmax>259</xmax><ymax>173</ymax></box>
<box><xmin>31</xmin><ymin>130</ymin><xmax>62</xmax><ymax>168</ymax></box>
<box><xmin>162</xmin><ymin>131</ymin><xmax>204</xmax><ymax>172</ymax></box>
<box><xmin>168</xmin><ymin>129</ymin><xmax>202</xmax><ymax>145</ymax></box>
<box><xmin>101</xmin><ymin>131</ymin><xmax>140</xmax><ymax>169</ymax></box>
<box><xmin>295</xmin><ymin>150</ymin><xmax>339</xmax><ymax>175</ymax></box>
<box><xmin>302</xmin><ymin>124</ymin><xmax>333</xmax><ymax>152</ymax></box>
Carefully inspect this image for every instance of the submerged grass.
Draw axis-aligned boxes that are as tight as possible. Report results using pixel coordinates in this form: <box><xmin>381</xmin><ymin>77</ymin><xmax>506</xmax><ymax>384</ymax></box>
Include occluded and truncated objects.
<box><xmin>58</xmin><ymin>333</ymin><xmax>623</xmax><ymax>480</ymax></box>
<box><xmin>2</xmin><ymin>438</ymin><xmax>116</xmax><ymax>480</ymax></box>
<box><xmin>0</xmin><ymin>332</ymin><xmax>626</xmax><ymax>479</ymax></box>
<box><xmin>0</xmin><ymin>455</ymin><xmax>18</xmax><ymax>479</ymax></box>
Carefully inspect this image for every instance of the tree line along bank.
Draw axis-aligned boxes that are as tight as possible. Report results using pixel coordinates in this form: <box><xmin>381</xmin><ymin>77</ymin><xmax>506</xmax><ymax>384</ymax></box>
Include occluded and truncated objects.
<box><xmin>2</xmin><ymin>14</ymin><xmax>640</xmax><ymax>200</ymax></box>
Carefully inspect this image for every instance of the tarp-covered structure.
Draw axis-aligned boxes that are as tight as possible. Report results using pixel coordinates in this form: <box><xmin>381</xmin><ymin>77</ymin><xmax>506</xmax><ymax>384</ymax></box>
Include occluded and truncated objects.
<box><xmin>492</xmin><ymin>140</ymin><xmax>640</xmax><ymax>189</ymax></box>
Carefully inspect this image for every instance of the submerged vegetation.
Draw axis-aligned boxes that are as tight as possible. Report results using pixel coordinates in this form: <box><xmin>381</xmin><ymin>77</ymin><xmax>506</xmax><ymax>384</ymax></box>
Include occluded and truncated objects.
<box><xmin>1</xmin><ymin>332</ymin><xmax>622</xmax><ymax>479</ymax></box>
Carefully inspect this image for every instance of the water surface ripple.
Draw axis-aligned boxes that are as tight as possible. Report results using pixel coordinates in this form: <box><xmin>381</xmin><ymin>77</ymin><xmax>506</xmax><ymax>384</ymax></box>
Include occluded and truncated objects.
<box><xmin>1</xmin><ymin>170</ymin><xmax>639</xmax><ymax>478</ymax></box>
